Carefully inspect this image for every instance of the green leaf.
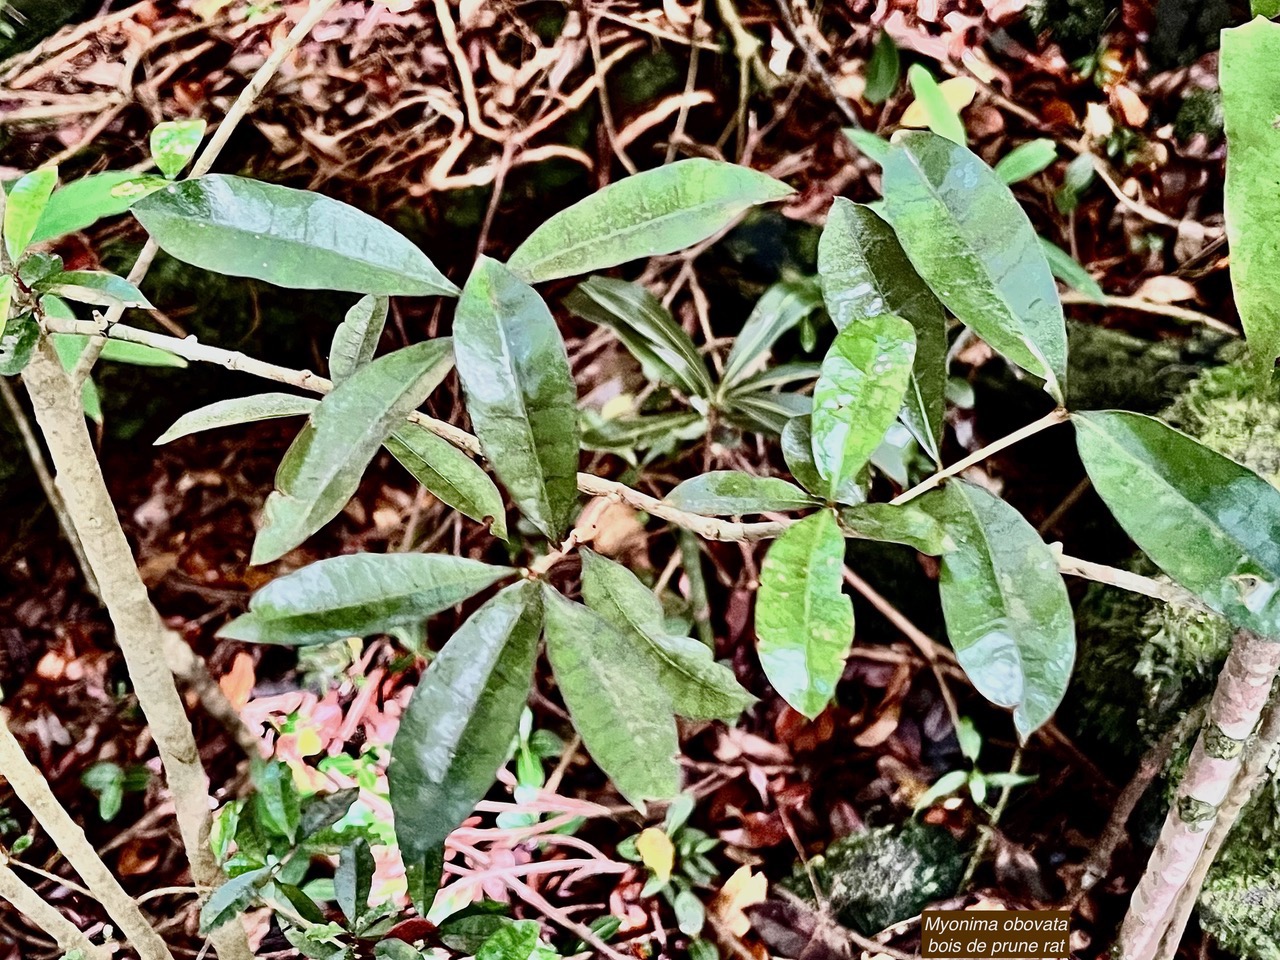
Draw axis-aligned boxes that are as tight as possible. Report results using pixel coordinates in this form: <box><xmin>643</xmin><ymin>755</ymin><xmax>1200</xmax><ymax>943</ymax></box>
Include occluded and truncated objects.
<box><xmin>914</xmin><ymin>769</ymin><xmax>968</xmax><ymax>811</ymax></box>
<box><xmin>564</xmin><ymin>277</ymin><xmax>713</xmax><ymax>398</ymax></box>
<box><xmin>4</xmin><ymin>167</ymin><xmax>57</xmax><ymax>261</ymax></box>
<box><xmin>905</xmin><ymin>66</ymin><xmax>965</xmax><ymax>144</ymax></box>
<box><xmin>666</xmin><ymin>471</ymin><xmax>815</xmax><ymax>515</ymax></box>
<box><xmin>200</xmin><ymin>866</ymin><xmax>272</xmax><ymax>934</ymax></box>
<box><xmin>781</xmin><ymin>415</ymin><xmax>846</xmax><ymax>500</ymax></box>
<box><xmin>477</xmin><ymin>921</ymin><xmax>541</xmax><ymax>960</ymax></box>
<box><xmin>389</xmin><ymin>582</ymin><xmax>542</xmax><ymax>912</ymax></box>
<box><xmin>48</xmin><ymin>326</ymin><xmax>103</xmax><ymax>423</ymax></box>
<box><xmin>839</xmin><ymin>501</ymin><xmax>954</xmax><ymax>554</ymax></box>
<box><xmin>330</xmin><ymin>295</ymin><xmax>389</xmax><ymax>382</ymax></box>
<box><xmin>581</xmin><ymin>410</ymin><xmax>706</xmax><ymax>463</ymax></box>
<box><xmin>133</xmin><ymin>175</ymin><xmax>458</xmax><ymax>297</ymax></box>
<box><xmin>580</xmin><ymin>548</ymin><xmax>756</xmax><ymax>722</ymax></box>
<box><xmin>385</xmin><ymin>423</ymin><xmax>508</xmax><ymax>539</ymax></box>
<box><xmin>252</xmin><ymin>340</ymin><xmax>454</xmax><ymax>564</ymax></box>
<box><xmin>724</xmin><ymin>390</ymin><xmax>810</xmax><ymax>435</ymax></box>
<box><xmin>0</xmin><ymin>312</ymin><xmax>39</xmax><ymax>376</ymax></box>
<box><xmin>220</xmin><ymin>552</ymin><xmax>512</xmax><ymax>645</ymax></box>
<box><xmin>843</xmin><ymin>128</ymin><xmax>892</xmax><ymax>165</ymax></box>
<box><xmin>920</xmin><ymin>482</ymin><xmax>1075</xmax><ymax>740</ymax></box>
<box><xmin>1039</xmin><ymin>238</ymin><xmax>1105</xmax><ymax>303</ymax></box>
<box><xmin>298</xmin><ymin>787</ymin><xmax>360</xmax><ymax>840</ymax></box>
<box><xmin>993</xmin><ymin>139</ymin><xmax>1057</xmax><ymax>184</ymax></box>
<box><xmin>150</xmin><ymin>119</ymin><xmax>206</xmax><ymax>179</ymax></box>
<box><xmin>811</xmin><ymin>314</ymin><xmax>916</xmax><ymax>501</ymax></box>
<box><xmin>756</xmin><ymin>511</ymin><xmax>854</xmax><ymax>719</ymax></box>
<box><xmin>864</xmin><ymin>33</ymin><xmax>900</xmax><ymax>104</ymax></box>
<box><xmin>155</xmin><ymin>393</ymin><xmax>317</xmax><ymax>445</ymax></box>
<box><xmin>542</xmin><ymin>587</ymin><xmax>680</xmax><ymax>809</ymax></box>
<box><xmin>31</xmin><ymin>172</ymin><xmax>167</xmax><ymax>244</ymax></box>
<box><xmin>1075</xmin><ymin>410</ymin><xmax>1280</xmax><ymax>636</ymax></box>
<box><xmin>882</xmin><ymin>132</ymin><xmax>1067</xmax><ymax>400</ymax></box>
<box><xmin>818</xmin><ymin>199</ymin><xmax>947</xmax><ymax>462</ymax></box>
<box><xmin>335</xmin><ymin>837</ymin><xmax>374</xmax><ymax>925</ymax></box>
<box><xmin>39</xmin><ymin>270</ymin><xmax>152</xmax><ymax>309</ymax></box>
<box><xmin>454</xmin><ymin>258</ymin><xmax>579</xmax><ymax>541</ymax></box>
<box><xmin>726</xmin><ymin>361</ymin><xmax>821</xmax><ymax>394</ymax></box>
<box><xmin>1222</xmin><ymin>18</ymin><xmax>1280</xmax><ymax>370</ymax></box>
<box><xmin>0</xmin><ymin>276</ymin><xmax>13</xmax><ymax>342</ymax></box>
<box><xmin>508</xmin><ymin>158</ymin><xmax>794</xmax><ymax>283</ymax></box>
<box><xmin>721</xmin><ymin>279</ymin><xmax>823</xmax><ymax>392</ymax></box>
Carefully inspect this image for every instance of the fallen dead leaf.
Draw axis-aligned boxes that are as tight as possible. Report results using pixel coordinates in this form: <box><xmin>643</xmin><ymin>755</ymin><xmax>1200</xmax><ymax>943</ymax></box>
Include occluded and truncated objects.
<box><xmin>712</xmin><ymin>866</ymin><xmax>769</xmax><ymax>937</ymax></box>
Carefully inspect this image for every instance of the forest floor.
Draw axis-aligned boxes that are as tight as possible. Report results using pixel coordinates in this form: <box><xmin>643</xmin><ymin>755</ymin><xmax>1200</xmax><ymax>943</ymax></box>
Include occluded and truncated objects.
<box><xmin>0</xmin><ymin>1</ymin><xmax>1243</xmax><ymax>958</ymax></box>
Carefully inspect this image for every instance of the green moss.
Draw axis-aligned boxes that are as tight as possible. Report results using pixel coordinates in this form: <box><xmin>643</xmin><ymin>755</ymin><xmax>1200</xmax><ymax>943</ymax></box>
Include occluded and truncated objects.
<box><xmin>1174</xmin><ymin>90</ymin><xmax>1224</xmax><ymax>143</ymax></box>
<box><xmin>1024</xmin><ymin>0</ymin><xmax>1114</xmax><ymax>57</ymax></box>
<box><xmin>788</xmin><ymin>822</ymin><xmax>968</xmax><ymax>935</ymax></box>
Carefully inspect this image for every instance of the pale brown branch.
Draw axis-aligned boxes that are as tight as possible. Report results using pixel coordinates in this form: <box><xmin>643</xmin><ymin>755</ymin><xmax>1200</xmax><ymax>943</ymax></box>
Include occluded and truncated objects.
<box><xmin>0</xmin><ymin>710</ymin><xmax>172</xmax><ymax>960</ymax></box>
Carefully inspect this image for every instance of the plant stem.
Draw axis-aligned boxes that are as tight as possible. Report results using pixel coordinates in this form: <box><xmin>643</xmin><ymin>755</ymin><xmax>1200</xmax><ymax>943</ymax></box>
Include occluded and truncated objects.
<box><xmin>1116</xmin><ymin>631</ymin><xmax>1280</xmax><ymax>960</ymax></box>
<box><xmin>1060</xmin><ymin>292</ymin><xmax>1237</xmax><ymax>337</ymax></box>
<box><xmin>72</xmin><ymin>0</ymin><xmax>343</xmax><ymax>389</ymax></box>
<box><xmin>38</xmin><ymin>315</ymin><xmax>1201</xmax><ymax>613</ymax></box>
<box><xmin>0</xmin><ymin>710</ymin><xmax>172</xmax><ymax>960</ymax></box>
<box><xmin>1155</xmin><ymin>688</ymin><xmax>1280</xmax><ymax>960</ymax></box>
<box><xmin>20</xmin><ymin>342</ymin><xmax>253</xmax><ymax>960</ymax></box>
<box><xmin>0</xmin><ymin>860</ymin><xmax>112</xmax><ymax>960</ymax></box>
<box><xmin>959</xmin><ymin>748</ymin><xmax>1022</xmax><ymax>890</ymax></box>
<box><xmin>890</xmin><ymin>408</ymin><xmax>1070</xmax><ymax>505</ymax></box>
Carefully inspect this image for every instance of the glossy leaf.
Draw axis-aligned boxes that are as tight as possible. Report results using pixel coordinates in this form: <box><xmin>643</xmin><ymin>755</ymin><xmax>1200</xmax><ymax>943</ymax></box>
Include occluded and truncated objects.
<box><xmin>726</xmin><ymin>361</ymin><xmax>821</xmax><ymax>394</ymax></box>
<box><xmin>335</xmin><ymin>837</ymin><xmax>374</xmax><ymax>925</ymax></box>
<box><xmin>477</xmin><ymin>921</ymin><xmax>542</xmax><ymax>960</ymax></box>
<box><xmin>150</xmin><ymin>119</ymin><xmax>206</xmax><ymax>179</ymax></box>
<box><xmin>200</xmin><ymin>866</ymin><xmax>270</xmax><ymax>934</ymax></box>
<box><xmin>818</xmin><ymin>199</ymin><xmax>947</xmax><ymax>462</ymax></box>
<box><xmin>1075</xmin><ymin>410</ymin><xmax>1280</xmax><ymax>636</ymax></box>
<box><xmin>844</xmin><ymin>128</ymin><xmax>891</xmax><ymax>165</ymax></box>
<box><xmin>298</xmin><ymin>787</ymin><xmax>360</xmax><ymax>840</ymax></box>
<box><xmin>133</xmin><ymin>175</ymin><xmax>459</xmax><ymax>297</ymax></box>
<box><xmin>755</xmin><ymin>511</ymin><xmax>854</xmax><ymax>719</ymax></box>
<box><xmin>565</xmin><ymin>276</ymin><xmax>713</xmax><ymax>398</ymax></box>
<box><xmin>31</xmin><ymin>172</ymin><xmax>166</xmax><ymax>244</ymax></box>
<box><xmin>993</xmin><ymin>139</ymin><xmax>1057</xmax><ymax>184</ymax></box>
<box><xmin>882</xmin><ymin>132</ymin><xmax>1067</xmax><ymax>400</ymax></box>
<box><xmin>508</xmin><ymin>158</ymin><xmax>794</xmax><ymax>283</ymax></box>
<box><xmin>220</xmin><ymin>552</ymin><xmax>511</xmax><ymax>645</ymax></box>
<box><xmin>0</xmin><ymin>312</ymin><xmax>38</xmax><ymax>376</ymax></box>
<box><xmin>155</xmin><ymin>393</ymin><xmax>317</xmax><ymax>445</ymax></box>
<box><xmin>781</xmin><ymin>416</ymin><xmax>827</xmax><ymax>499</ymax></box>
<box><xmin>811</xmin><ymin>314</ymin><xmax>916</xmax><ymax>501</ymax></box>
<box><xmin>581</xmin><ymin>409</ymin><xmax>706</xmax><ymax>463</ymax></box>
<box><xmin>921</xmin><ymin>482</ymin><xmax>1075</xmax><ymax>740</ymax></box>
<box><xmin>4</xmin><ymin>167</ymin><xmax>57</xmax><ymax>261</ymax></box>
<box><xmin>666</xmin><ymin>471</ymin><xmax>815</xmax><ymax>515</ymax></box>
<box><xmin>839</xmin><ymin>501</ymin><xmax>954</xmax><ymax>555</ymax></box>
<box><xmin>330</xmin><ymin>295</ymin><xmax>389</xmax><ymax>383</ymax></box>
<box><xmin>39</xmin><ymin>270</ymin><xmax>152</xmax><ymax>309</ymax></box>
<box><xmin>48</xmin><ymin>326</ymin><xmax>102</xmax><ymax>423</ymax></box>
<box><xmin>1222</xmin><ymin>18</ymin><xmax>1280</xmax><ymax>370</ymax></box>
<box><xmin>1039</xmin><ymin>238</ymin><xmax>1104</xmax><ymax>303</ymax></box>
<box><xmin>50</xmin><ymin>334</ymin><xmax>185</xmax><ymax>369</ymax></box>
<box><xmin>580</xmin><ymin>548</ymin><xmax>756</xmax><ymax>722</ymax></box>
<box><xmin>251</xmin><ymin>340</ymin><xmax>455</xmax><ymax>564</ymax></box>
<box><xmin>454</xmin><ymin>258</ymin><xmax>579</xmax><ymax>541</ymax></box>
<box><xmin>388</xmin><ymin>581</ymin><xmax>541</xmax><ymax>913</ymax></box>
<box><xmin>721</xmin><ymin>279</ymin><xmax>823</xmax><ymax>391</ymax></box>
<box><xmin>724</xmin><ymin>390</ymin><xmax>810</xmax><ymax>435</ymax></box>
<box><xmin>864</xmin><ymin>33</ymin><xmax>900</xmax><ymax>104</ymax></box>
<box><xmin>0</xmin><ymin>277</ymin><xmax>11</xmax><ymax>341</ymax></box>
<box><xmin>385</xmin><ymin>423</ymin><xmax>508</xmax><ymax>539</ymax></box>
<box><xmin>542</xmin><ymin>587</ymin><xmax>680</xmax><ymax>808</ymax></box>
<box><xmin>902</xmin><ymin>67</ymin><xmax>967</xmax><ymax>144</ymax></box>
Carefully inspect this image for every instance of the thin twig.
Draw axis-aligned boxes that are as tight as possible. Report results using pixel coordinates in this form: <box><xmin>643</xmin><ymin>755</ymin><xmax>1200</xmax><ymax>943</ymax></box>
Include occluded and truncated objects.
<box><xmin>35</xmin><ymin>316</ymin><xmax>1202</xmax><ymax>612</ymax></box>
<box><xmin>0</xmin><ymin>711</ymin><xmax>174</xmax><ymax>960</ymax></box>
<box><xmin>0</xmin><ymin>861</ymin><xmax>111</xmax><ymax>960</ymax></box>
<box><xmin>1061</xmin><ymin>292</ymin><xmax>1237</xmax><ymax>336</ymax></box>
<box><xmin>890</xmin><ymin>408</ymin><xmax>1070</xmax><ymax>505</ymax></box>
